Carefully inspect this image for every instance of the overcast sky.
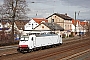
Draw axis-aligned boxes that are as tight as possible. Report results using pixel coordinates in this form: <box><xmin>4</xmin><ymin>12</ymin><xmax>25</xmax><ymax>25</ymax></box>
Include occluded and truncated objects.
<box><xmin>0</xmin><ymin>0</ymin><xmax>90</xmax><ymax>20</ymax></box>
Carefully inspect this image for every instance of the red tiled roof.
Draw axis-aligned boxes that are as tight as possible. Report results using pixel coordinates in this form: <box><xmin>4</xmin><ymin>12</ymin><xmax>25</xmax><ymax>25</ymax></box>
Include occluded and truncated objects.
<box><xmin>15</xmin><ymin>20</ymin><xmax>29</xmax><ymax>30</ymax></box>
<box><xmin>46</xmin><ymin>13</ymin><xmax>72</xmax><ymax>20</ymax></box>
<box><xmin>33</xmin><ymin>18</ymin><xmax>48</xmax><ymax>24</ymax></box>
<box><xmin>72</xmin><ymin>19</ymin><xmax>88</xmax><ymax>26</ymax></box>
<box><xmin>80</xmin><ymin>21</ymin><xmax>88</xmax><ymax>26</ymax></box>
<box><xmin>72</xmin><ymin>19</ymin><xmax>80</xmax><ymax>25</ymax></box>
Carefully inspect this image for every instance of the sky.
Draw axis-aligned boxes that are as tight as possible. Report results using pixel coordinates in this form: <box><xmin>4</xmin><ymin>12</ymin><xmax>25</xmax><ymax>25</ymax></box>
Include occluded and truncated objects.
<box><xmin>0</xmin><ymin>0</ymin><xmax>90</xmax><ymax>20</ymax></box>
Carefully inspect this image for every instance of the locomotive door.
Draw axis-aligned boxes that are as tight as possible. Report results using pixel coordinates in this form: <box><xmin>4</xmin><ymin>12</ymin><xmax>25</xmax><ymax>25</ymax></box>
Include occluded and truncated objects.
<box><xmin>59</xmin><ymin>35</ymin><xmax>62</xmax><ymax>43</ymax></box>
<box><xmin>31</xmin><ymin>36</ymin><xmax>36</xmax><ymax>48</ymax></box>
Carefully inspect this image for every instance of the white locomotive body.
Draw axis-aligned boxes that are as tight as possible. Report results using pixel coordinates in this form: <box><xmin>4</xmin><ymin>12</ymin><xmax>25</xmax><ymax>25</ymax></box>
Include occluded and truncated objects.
<box><xmin>17</xmin><ymin>33</ymin><xmax>62</xmax><ymax>53</ymax></box>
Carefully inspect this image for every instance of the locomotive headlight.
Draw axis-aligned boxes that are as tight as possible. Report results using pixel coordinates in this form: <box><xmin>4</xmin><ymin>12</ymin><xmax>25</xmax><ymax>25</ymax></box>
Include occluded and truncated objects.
<box><xmin>19</xmin><ymin>45</ymin><xmax>23</xmax><ymax>47</ymax></box>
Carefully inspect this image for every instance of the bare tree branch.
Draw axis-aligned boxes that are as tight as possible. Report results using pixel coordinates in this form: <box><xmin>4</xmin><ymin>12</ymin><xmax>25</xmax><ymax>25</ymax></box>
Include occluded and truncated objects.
<box><xmin>0</xmin><ymin>0</ymin><xmax>30</xmax><ymax>41</ymax></box>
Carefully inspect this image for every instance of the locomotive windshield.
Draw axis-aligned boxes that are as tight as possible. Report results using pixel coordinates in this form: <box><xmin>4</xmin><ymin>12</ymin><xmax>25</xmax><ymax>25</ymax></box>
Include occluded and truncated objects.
<box><xmin>20</xmin><ymin>36</ymin><xmax>29</xmax><ymax>41</ymax></box>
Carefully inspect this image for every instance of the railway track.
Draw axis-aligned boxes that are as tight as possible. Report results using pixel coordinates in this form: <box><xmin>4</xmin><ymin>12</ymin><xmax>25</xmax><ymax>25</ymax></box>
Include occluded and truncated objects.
<box><xmin>0</xmin><ymin>36</ymin><xmax>90</xmax><ymax>60</ymax></box>
<box><xmin>0</xmin><ymin>45</ymin><xmax>18</xmax><ymax>50</ymax></box>
<box><xmin>24</xmin><ymin>39</ymin><xmax>90</xmax><ymax>60</ymax></box>
<box><xmin>0</xmin><ymin>36</ymin><xmax>83</xmax><ymax>51</ymax></box>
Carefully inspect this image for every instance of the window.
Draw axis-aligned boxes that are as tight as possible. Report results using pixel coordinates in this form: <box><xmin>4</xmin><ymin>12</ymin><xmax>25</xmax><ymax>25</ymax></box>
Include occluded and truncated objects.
<box><xmin>20</xmin><ymin>37</ymin><xmax>29</xmax><ymax>41</ymax></box>
<box><xmin>42</xmin><ymin>26</ymin><xmax>44</xmax><ymax>28</ymax></box>
<box><xmin>55</xmin><ymin>16</ymin><xmax>56</xmax><ymax>18</ymax></box>
<box><xmin>32</xmin><ymin>24</ymin><xmax>33</xmax><ymax>29</ymax></box>
<box><xmin>68</xmin><ymin>25</ymin><xmax>69</xmax><ymax>28</ymax></box>
<box><xmin>31</xmin><ymin>37</ymin><xmax>33</xmax><ymax>41</ymax></box>
<box><xmin>52</xmin><ymin>19</ymin><xmax>54</xmax><ymax>22</ymax></box>
<box><xmin>29</xmin><ymin>24</ymin><xmax>31</xmax><ymax>25</ymax></box>
<box><xmin>25</xmin><ymin>37</ymin><xmax>29</xmax><ymax>40</ymax></box>
<box><xmin>70</xmin><ymin>25</ymin><xmax>71</xmax><ymax>29</ymax></box>
<box><xmin>60</xmin><ymin>35</ymin><xmax>61</xmax><ymax>37</ymax></box>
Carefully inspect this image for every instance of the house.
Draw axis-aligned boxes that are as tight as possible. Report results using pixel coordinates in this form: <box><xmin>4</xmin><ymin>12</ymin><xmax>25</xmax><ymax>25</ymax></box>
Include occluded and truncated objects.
<box><xmin>0</xmin><ymin>20</ymin><xmax>10</xmax><ymax>31</ymax></box>
<box><xmin>24</xmin><ymin>18</ymin><xmax>48</xmax><ymax>34</ymax></box>
<box><xmin>0</xmin><ymin>19</ymin><xmax>29</xmax><ymax>35</ymax></box>
<box><xmin>15</xmin><ymin>20</ymin><xmax>29</xmax><ymax>30</ymax></box>
<box><xmin>72</xmin><ymin>19</ymin><xmax>88</xmax><ymax>36</ymax></box>
<box><xmin>33</xmin><ymin>22</ymin><xmax>64</xmax><ymax>35</ymax></box>
<box><xmin>46</xmin><ymin>13</ymin><xmax>72</xmax><ymax>31</ymax></box>
<box><xmin>0</xmin><ymin>20</ymin><xmax>11</xmax><ymax>40</ymax></box>
<box><xmin>80</xmin><ymin>20</ymin><xmax>88</xmax><ymax>33</ymax></box>
<box><xmin>2</xmin><ymin>20</ymin><xmax>29</xmax><ymax>33</ymax></box>
<box><xmin>72</xmin><ymin>20</ymin><xmax>83</xmax><ymax>35</ymax></box>
<box><xmin>0</xmin><ymin>18</ymin><xmax>47</xmax><ymax>35</ymax></box>
<box><xmin>46</xmin><ymin>13</ymin><xmax>73</xmax><ymax>37</ymax></box>
<box><xmin>0</xmin><ymin>22</ymin><xmax>3</xmax><ymax>30</ymax></box>
<box><xmin>24</xmin><ymin>18</ymin><xmax>48</xmax><ymax>30</ymax></box>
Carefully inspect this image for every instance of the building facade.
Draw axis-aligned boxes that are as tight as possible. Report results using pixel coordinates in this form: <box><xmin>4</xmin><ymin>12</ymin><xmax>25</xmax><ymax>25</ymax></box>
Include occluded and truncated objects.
<box><xmin>46</xmin><ymin>13</ymin><xmax>73</xmax><ymax>37</ymax></box>
<box><xmin>46</xmin><ymin>13</ymin><xmax>72</xmax><ymax>32</ymax></box>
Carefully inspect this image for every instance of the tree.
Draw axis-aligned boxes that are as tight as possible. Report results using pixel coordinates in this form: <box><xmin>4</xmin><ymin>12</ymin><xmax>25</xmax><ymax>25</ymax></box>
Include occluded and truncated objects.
<box><xmin>0</xmin><ymin>0</ymin><xmax>29</xmax><ymax>41</ymax></box>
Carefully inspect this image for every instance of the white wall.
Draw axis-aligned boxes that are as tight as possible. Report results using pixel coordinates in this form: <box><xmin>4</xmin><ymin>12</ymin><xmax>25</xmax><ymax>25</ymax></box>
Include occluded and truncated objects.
<box><xmin>0</xmin><ymin>23</ymin><xmax>3</xmax><ymax>28</ymax></box>
<box><xmin>71</xmin><ymin>22</ymin><xmax>86</xmax><ymax>33</ymax></box>
<box><xmin>71</xmin><ymin>24</ymin><xmax>75</xmax><ymax>32</ymax></box>
<box><xmin>24</xmin><ymin>19</ymin><xmax>39</xmax><ymax>30</ymax></box>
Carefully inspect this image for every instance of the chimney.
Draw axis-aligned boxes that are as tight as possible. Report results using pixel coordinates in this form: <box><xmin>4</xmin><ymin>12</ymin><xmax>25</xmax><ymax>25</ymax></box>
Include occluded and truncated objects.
<box><xmin>65</xmin><ymin>13</ymin><xmax>67</xmax><ymax>16</ymax></box>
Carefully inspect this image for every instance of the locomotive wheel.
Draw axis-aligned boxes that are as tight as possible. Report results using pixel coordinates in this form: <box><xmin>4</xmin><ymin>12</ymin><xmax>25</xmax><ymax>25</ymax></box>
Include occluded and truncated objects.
<box><xmin>17</xmin><ymin>48</ymin><xmax>20</xmax><ymax>52</ymax></box>
<box><xmin>35</xmin><ymin>47</ymin><xmax>39</xmax><ymax>51</ymax></box>
<box><xmin>46</xmin><ymin>46</ymin><xmax>49</xmax><ymax>49</ymax></box>
<box><xmin>33</xmin><ymin>48</ymin><xmax>37</xmax><ymax>51</ymax></box>
<box><xmin>53</xmin><ymin>45</ymin><xmax>56</xmax><ymax>48</ymax></box>
<box><xmin>40</xmin><ymin>47</ymin><xmax>43</xmax><ymax>50</ymax></box>
<box><xmin>27</xmin><ymin>50</ymin><xmax>31</xmax><ymax>53</ymax></box>
<box><xmin>21</xmin><ymin>50</ymin><xmax>25</xmax><ymax>54</ymax></box>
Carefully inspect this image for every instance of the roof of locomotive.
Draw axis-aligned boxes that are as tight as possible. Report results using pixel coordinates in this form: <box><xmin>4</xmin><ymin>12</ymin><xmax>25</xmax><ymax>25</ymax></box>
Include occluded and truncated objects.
<box><xmin>35</xmin><ymin>33</ymin><xmax>58</xmax><ymax>37</ymax></box>
<box><xmin>21</xmin><ymin>32</ymin><xmax>58</xmax><ymax>37</ymax></box>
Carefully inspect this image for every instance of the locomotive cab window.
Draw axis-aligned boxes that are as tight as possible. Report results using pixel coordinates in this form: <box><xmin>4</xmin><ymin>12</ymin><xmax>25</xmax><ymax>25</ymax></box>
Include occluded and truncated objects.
<box><xmin>20</xmin><ymin>37</ymin><xmax>29</xmax><ymax>41</ymax></box>
<box><xmin>20</xmin><ymin>37</ymin><xmax>24</xmax><ymax>41</ymax></box>
<box><xmin>25</xmin><ymin>37</ymin><xmax>29</xmax><ymax>41</ymax></box>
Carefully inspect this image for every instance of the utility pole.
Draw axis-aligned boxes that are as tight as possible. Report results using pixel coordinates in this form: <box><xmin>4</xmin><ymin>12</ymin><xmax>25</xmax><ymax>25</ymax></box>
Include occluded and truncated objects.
<box><xmin>74</xmin><ymin>11</ymin><xmax>80</xmax><ymax>35</ymax></box>
<box><xmin>75</xmin><ymin>11</ymin><xmax>76</xmax><ymax>34</ymax></box>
